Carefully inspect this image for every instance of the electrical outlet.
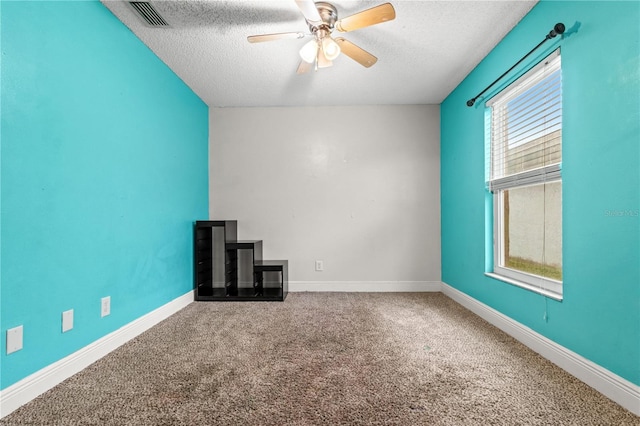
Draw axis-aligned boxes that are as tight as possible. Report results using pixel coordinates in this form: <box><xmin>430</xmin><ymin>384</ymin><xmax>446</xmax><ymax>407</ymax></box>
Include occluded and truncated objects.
<box><xmin>315</xmin><ymin>260</ymin><xmax>324</xmax><ymax>271</ymax></box>
<box><xmin>101</xmin><ymin>296</ymin><xmax>111</xmax><ymax>317</ymax></box>
<box><xmin>7</xmin><ymin>325</ymin><xmax>23</xmax><ymax>354</ymax></box>
<box><xmin>62</xmin><ymin>309</ymin><xmax>74</xmax><ymax>333</ymax></box>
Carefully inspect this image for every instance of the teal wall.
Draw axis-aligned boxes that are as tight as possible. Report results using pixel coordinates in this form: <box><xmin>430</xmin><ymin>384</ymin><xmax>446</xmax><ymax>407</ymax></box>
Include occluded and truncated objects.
<box><xmin>441</xmin><ymin>1</ymin><xmax>639</xmax><ymax>385</ymax></box>
<box><xmin>1</xmin><ymin>1</ymin><xmax>209</xmax><ymax>389</ymax></box>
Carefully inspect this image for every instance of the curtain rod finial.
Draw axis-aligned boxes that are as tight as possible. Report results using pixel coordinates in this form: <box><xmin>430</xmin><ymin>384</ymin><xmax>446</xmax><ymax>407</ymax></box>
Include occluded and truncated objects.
<box><xmin>467</xmin><ymin>99</ymin><xmax>475</xmax><ymax>107</ymax></box>
<box><xmin>548</xmin><ymin>22</ymin><xmax>566</xmax><ymax>39</ymax></box>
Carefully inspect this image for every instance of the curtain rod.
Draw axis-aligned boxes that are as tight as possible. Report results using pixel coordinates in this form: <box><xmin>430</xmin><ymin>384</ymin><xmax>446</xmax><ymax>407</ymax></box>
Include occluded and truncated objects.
<box><xmin>466</xmin><ymin>23</ymin><xmax>565</xmax><ymax>107</ymax></box>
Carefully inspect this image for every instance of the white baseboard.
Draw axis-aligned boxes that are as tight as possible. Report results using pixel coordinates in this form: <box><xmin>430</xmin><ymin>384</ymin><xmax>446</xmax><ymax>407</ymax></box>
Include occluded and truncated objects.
<box><xmin>0</xmin><ymin>290</ymin><xmax>194</xmax><ymax>419</ymax></box>
<box><xmin>441</xmin><ymin>282</ymin><xmax>640</xmax><ymax>416</ymax></box>
<box><xmin>289</xmin><ymin>281</ymin><xmax>442</xmax><ymax>292</ymax></box>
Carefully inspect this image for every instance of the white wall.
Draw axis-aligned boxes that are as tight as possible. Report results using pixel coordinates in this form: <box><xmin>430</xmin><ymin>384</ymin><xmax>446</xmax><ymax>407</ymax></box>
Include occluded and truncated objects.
<box><xmin>209</xmin><ymin>105</ymin><xmax>440</xmax><ymax>289</ymax></box>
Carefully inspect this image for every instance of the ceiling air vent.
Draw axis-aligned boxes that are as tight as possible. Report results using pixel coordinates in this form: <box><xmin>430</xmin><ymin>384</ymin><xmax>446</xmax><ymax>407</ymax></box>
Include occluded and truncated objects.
<box><xmin>129</xmin><ymin>2</ymin><xmax>169</xmax><ymax>27</ymax></box>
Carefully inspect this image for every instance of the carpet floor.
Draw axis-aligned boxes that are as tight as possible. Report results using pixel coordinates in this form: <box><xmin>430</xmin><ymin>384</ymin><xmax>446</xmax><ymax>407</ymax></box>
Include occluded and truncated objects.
<box><xmin>1</xmin><ymin>292</ymin><xmax>637</xmax><ymax>425</ymax></box>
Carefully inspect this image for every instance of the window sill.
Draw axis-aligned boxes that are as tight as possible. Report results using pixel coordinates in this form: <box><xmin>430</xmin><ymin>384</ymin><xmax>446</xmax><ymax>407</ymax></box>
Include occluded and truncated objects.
<box><xmin>485</xmin><ymin>272</ymin><xmax>563</xmax><ymax>301</ymax></box>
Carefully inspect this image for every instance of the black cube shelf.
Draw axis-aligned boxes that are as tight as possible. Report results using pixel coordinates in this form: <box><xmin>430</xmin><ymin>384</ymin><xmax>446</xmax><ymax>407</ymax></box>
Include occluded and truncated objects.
<box><xmin>194</xmin><ymin>221</ymin><xmax>287</xmax><ymax>301</ymax></box>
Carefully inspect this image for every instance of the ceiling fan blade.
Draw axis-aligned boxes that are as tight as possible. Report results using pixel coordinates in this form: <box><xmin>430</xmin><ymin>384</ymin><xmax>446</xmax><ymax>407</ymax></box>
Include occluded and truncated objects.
<box><xmin>297</xmin><ymin>61</ymin><xmax>312</xmax><ymax>74</ymax></box>
<box><xmin>247</xmin><ymin>32</ymin><xmax>305</xmax><ymax>43</ymax></box>
<box><xmin>317</xmin><ymin>48</ymin><xmax>333</xmax><ymax>69</ymax></box>
<box><xmin>294</xmin><ymin>0</ymin><xmax>322</xmax><ymax>24</ymax></box>
<box><xmin>336</xmin><ymin>3</ymin><xmax>396</xmax><ymax>33</ymax></box>
<box><xmin>334</xmin><ymin>38</ymin><xmax>378</xmax><ymax>68</ymax></box>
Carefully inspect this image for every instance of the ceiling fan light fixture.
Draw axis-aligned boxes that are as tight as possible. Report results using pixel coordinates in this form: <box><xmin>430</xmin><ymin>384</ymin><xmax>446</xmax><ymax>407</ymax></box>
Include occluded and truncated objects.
<box><xmin>322</xmin><ymin>36</ymin><xmax>341</xmax><ymax>61</ymax></box>
<box><xmin>299</xmin><ymin>39</ymin><xmax>318</xmax><ymax>63</ymax></box>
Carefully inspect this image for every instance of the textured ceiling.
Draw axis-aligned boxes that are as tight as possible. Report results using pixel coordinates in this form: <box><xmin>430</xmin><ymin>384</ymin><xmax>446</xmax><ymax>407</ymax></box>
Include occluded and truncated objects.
<box><xmin>101</xmin><ymin>0</ymin><xmax>537</xmax><ymax>107</ymax></box>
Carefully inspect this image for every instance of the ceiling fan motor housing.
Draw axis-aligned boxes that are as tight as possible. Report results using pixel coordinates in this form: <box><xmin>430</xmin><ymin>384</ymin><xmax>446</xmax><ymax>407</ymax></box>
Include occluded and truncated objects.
<box><xmin>309</xmin><ymin>2</ymin><xmax>338</xmax><ymax>33</ymax></box>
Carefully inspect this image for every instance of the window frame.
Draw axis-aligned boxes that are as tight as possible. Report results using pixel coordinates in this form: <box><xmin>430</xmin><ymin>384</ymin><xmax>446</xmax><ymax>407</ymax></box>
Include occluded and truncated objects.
<box><xmin>491</xmin><ymin>182</ymin><xmax>563</xmax><ymax>299</ymax></box>
<box><xmin>485</xmin><ymin>49</ymin><xmax>563</xmax><ymax>301</ymax></box>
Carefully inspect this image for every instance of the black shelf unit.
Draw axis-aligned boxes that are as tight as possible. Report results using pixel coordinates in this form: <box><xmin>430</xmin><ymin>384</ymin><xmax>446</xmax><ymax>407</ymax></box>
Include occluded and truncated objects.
<box><xmin>255</xmin><ymin>260</ymin><xmax>288</xmax><ymax>300</ymax></box>
<box><xmin>194</xmin><ymin>221</ymin><xmax>287</xmax><ymax>301</ymax></box>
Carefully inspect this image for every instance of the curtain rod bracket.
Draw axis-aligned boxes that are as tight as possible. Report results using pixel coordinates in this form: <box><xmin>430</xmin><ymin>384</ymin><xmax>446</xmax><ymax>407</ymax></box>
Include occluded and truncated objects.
<box><xmin>466</xmin><ymin>23</ymin><xmax>565</xmax><ymax>107</ymax></box>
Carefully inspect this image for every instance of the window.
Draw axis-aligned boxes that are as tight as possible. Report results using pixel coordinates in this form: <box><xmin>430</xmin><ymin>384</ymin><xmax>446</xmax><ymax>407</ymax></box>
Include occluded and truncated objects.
<box><xmin>486</xmin><ymin>49</ymin><xmax>563</xmax><ymax>299</ymax></box>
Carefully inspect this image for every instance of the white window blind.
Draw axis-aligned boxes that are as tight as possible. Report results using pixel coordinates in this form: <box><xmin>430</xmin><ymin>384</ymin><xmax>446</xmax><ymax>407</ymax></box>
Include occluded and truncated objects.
<box><xmin>488</xmin><ymin>49</ymin><xmax>562</xmax><ymax>191</ymax></box>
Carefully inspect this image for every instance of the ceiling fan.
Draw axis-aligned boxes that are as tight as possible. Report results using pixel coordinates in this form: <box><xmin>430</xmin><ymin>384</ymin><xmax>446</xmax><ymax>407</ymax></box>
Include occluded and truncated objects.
<box><xmin>247</xmin><ymin>0</ymin><xmax>396</xmax><ymax>74</ymax></box>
